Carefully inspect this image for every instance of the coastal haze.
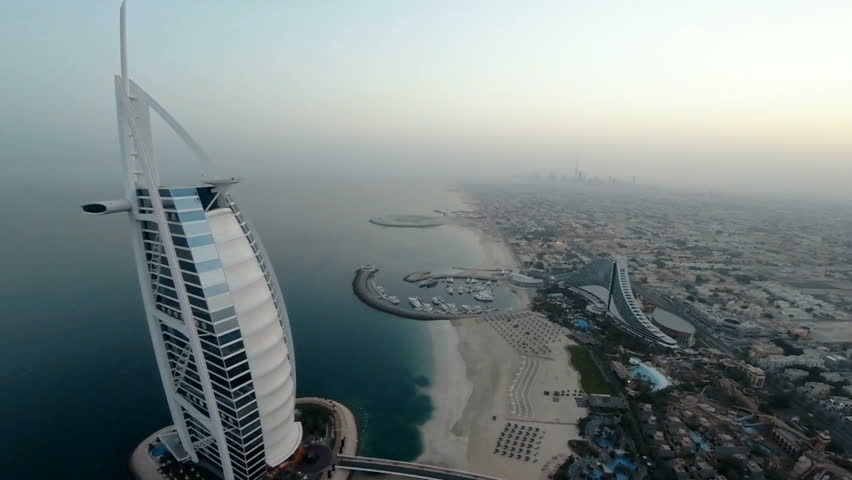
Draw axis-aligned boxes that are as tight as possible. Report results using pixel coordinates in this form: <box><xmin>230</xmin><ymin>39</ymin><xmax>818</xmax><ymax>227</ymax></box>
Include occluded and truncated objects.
<box><xmin>3</xmin><ymin>2</ymin><xmax>852</xmax><ymax>480</ymax></box>
<box><xmin>3</xmin><ymin>1</ymin><xmax>852</xmax><ymax>198</ymax></box>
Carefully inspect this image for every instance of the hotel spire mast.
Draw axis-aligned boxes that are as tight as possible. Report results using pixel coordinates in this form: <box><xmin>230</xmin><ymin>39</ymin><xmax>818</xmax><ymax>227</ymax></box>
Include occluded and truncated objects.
<box><xmin>83</xmin><ymin>3</ymin><xmax>302</xmax><ymax>479</ymax></box>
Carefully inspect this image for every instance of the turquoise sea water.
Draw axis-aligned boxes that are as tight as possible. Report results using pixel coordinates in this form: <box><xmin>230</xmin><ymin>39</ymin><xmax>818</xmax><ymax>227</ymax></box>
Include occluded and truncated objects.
<box><xmin>0</xmin><ymin>175</ymin><xmax>486</xmax><ymax>478</ymax></box>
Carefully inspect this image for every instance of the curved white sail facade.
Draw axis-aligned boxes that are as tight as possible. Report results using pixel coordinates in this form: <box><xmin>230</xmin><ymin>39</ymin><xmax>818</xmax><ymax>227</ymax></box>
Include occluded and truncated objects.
<box><xmin>81</xmin><ymin>4</ymin><xmax>301</xmax><ymax>479</ymax></box>
<box><xmin>207</xmin><ymin>208</ymin><xmax>302</xmax><ymax>466</ymax></box>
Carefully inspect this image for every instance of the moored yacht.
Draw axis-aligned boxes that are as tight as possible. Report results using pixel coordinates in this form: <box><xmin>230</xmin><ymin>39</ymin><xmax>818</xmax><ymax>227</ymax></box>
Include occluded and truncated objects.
<box><xmin>474</xmin><ymin>290</ymin><xmax>495</xmax><ymax>302</ymax></box>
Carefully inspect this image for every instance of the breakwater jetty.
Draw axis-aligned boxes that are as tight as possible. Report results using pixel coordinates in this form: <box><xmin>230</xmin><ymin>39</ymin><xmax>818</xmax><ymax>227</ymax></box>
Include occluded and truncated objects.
<box><xmin>403</xmin><ymin>269</ymin><xmax>505</xmax><ymax>283</ymax></box>
<box><xmin>368</xmin><ymin>214</ymin><xmax>447</xmax><ymax>228</ymax></box>
<box><xmin>353</xmin><ymin>266</ymin><xmax>478</xmax><ymax>320</ymax></box>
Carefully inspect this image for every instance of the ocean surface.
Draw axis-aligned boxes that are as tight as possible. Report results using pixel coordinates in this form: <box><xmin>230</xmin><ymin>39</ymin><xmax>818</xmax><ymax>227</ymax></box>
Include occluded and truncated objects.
<box><xmin>0</xmin><ymin>175</ymin><xmax>490</xmax><ymax>478</ymax></box>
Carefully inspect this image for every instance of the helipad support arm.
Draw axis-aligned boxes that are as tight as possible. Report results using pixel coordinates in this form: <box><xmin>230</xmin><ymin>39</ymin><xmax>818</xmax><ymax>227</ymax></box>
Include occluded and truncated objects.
<box><xmin>80</xmin><ymin>199</ymin><xmax>132</xmax><ymax>215</ymax></box>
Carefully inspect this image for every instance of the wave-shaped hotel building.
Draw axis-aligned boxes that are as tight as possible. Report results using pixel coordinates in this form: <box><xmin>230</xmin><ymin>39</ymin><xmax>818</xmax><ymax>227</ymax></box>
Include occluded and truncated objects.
<box><xmin>557</xmin><ymin>257</ymin><xmax>679</xmax><ymax>348</ymax></box>
<box><xmin>82</xmin><ymin>4</ymin><xmax>300</xmax><ymax>479</ymax></box>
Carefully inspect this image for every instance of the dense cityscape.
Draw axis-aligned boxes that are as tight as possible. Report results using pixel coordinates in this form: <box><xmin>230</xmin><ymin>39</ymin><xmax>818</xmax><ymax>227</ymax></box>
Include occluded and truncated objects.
<box><xmin>465</xmin><ymin>178</ymin><xmax>852</xmax><ymax>480</ymax></box>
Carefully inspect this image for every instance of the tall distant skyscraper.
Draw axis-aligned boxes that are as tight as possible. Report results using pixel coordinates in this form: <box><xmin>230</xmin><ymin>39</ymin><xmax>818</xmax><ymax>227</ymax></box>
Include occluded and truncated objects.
<box><xmin>82</xmin><ymin>3</ymin><xmax>301</xmax><ymax>479</ymax></box>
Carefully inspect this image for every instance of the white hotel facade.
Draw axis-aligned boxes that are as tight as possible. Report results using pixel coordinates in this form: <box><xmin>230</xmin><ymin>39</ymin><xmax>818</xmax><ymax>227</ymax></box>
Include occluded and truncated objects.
<box><xmin>82</xmin><ymin>4</ymin><xmax>301</xmax><ymax>479</ymax></box>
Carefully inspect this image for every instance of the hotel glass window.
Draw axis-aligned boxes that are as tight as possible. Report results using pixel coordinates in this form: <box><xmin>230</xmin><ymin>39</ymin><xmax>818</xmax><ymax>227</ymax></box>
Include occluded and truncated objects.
<box><xmin>174</xmin><ymin>196</ymin><xmax>202</xmax><ymax>211</ymax></box>
<box><xmin>188</xmin><ymin>234</ymin><xmax>214</xmax><ymax>248</ymax></box>
<box><xmin>179</xmin><ymin>210</ymin><xmax>206</xmax><ymax>222</ymax></box>
<box><xmin>182</xmin><ymin>221</ymin><xmax>211</xmax><ymax>237</ymax></box>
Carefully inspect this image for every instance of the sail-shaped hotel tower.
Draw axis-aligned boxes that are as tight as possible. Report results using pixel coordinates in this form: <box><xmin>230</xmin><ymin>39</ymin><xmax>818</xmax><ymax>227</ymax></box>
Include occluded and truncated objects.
<box><xmin>82</xmin><ymin>3</ymin><xmax>301</xmax><ymax>479</ymax></box>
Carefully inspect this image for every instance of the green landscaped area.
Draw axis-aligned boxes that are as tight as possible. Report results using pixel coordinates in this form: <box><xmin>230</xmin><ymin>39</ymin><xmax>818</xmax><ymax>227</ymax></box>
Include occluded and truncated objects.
<box><xmin>567</xmin><ymin>345</ymin><xmax>612</xmax><ymax>394</ymax></box>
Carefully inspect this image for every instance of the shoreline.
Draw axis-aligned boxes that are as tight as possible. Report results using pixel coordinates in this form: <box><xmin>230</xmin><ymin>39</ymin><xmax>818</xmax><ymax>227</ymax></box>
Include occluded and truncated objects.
<box><xmin>416</xmin><ymin>321</ymin><xmax>473</xmax><ymax>469</ymax></box>
<box><xmin>417</xmin><ymin>190</ymin><xmax>526</xmax><ymax>470</ymax></box>
<box><xmin>416</xmin><ymin>190</ymin><xmax>585</xmax><ymax>478</ymax></box>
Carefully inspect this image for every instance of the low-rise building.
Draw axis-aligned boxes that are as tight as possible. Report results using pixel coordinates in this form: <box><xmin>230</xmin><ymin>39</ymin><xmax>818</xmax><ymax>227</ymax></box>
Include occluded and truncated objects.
<box><xmin>773</xmin><ymin>428</ymin><xmax>802</xmax><ymax>457</ymax></box>
<box><xmin>666</xmin><ymin>416</ymin><xmax>685</xmax><ymax>434</ymax></box>
<box><xmin>672</xmin><ymin>435</ymin><xmax>696</xmax><ymax>456</ymax></box>
<box><xmin>750</xmin><ymin>342</ymin><xmax>784</xmax><ymax>359</ymax></box>
<box><xmin>742</xmin><ymin>363</ymin><xmax>766</xmax><ymax>388</ymax></box>
<box><xmin>760</xmin><ymin>354</ymin><xmax>824</xmax><ymax>370</ymax></box>
<box><xmin>656</xmin><ymin>444</ymin><xmax>675</xmax><ymax>459</ymax></box>
<box><xmin>825</xmin><ymin>353</ymin><xmax>850</xmax><ymax>371</ymax></box>
<box><xmin>800</xmin><ymin>381</ymin><xmax>832</xmax><ymax>400</ymax></box>
<box><xmin>694</xmin><ymin>460</ymin><xmax>718</xmax><ymax>479</ymax></box>
<box><xmin>784</xmin><ymin>368</ymin><xmax>810</xmax><ymax>383</ymax></box>
<box><xmin>745</xmin><ymin>459</ymin><xmax>764</xmax><ymax>479</ymax></box>
<box><xmin>821</xmin><ymin>372</ymin><xmax>846</xmax><ymax>384</ymax></box>
<box><xmin>649</xmin><ymin>430</ymin><xmax>666</xmax><ymax>446</ymax></box>
<box><xmin>642</xmin><ymin>416</ymin><xmax>659</xmax><ymax>435</ymax></box>
<box><xmin>822</xmin><ymin>397</ymin><xmax>852</xmax><ymax>413</ymax></box>
<box><xmin>672</xmin><ymin>458</ymin><xmax>689</xmax><ymax>480</ymax></box>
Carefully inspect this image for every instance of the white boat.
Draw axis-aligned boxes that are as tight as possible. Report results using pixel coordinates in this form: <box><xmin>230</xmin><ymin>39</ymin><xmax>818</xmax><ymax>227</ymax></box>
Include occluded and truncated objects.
<box><xmin>448</xmin><ymin>287</ymin><xmax>454</xmax><ymax>295</ymax></box>
<box><xmin>440</xmin><ymin>304</ymin><xmax>450</xmax><ymax>312</ymax></box>
<box><xmin>474</xmin><ymin>290</ymin><xmax>495</xmax><ymax>302</ymax></box>
<box><xmin>387</xmin><ymin>296</ymin><xmax>400</xmax><ymax>305</ymax></box>
<box><xmin>432</xmin><ymin>297</ymin><xmax>441</xmax><ymax>305</ymax></box>
<box><xmin>409</xmin><ymin>297</ymin><xmax>422</xmax><ymax>309</ymax></box>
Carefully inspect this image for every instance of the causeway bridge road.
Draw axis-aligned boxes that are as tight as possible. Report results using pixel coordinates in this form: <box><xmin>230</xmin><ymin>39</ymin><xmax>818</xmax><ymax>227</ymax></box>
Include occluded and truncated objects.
<box><xmin>337</xmin><ymin>455</ymin><xmax>510</xmax><ymax>480</ymax></box>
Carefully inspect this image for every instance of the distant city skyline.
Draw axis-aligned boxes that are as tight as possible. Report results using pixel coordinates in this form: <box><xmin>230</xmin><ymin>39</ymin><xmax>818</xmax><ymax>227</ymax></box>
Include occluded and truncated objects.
<box><xmin>2</xmin><ymin>1</ymin><xmax>852</xmax><ymax>200</ymax></box>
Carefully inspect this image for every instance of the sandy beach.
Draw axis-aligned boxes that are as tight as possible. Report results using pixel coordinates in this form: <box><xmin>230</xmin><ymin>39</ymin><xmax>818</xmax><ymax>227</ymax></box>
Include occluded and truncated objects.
<box><xmin>416</xmin><ymin>200</ymin><xmax>586</xmax><ymax>479</ymax></box>
<box><xmin>417</xmin><ymin>321</ymin><xmax>473</xmax><ymax>469</ymax></box>
<box><xmin>416</xmin><ymin>215</ymin><xmax>519</xmax><ymax>470</ymax></box>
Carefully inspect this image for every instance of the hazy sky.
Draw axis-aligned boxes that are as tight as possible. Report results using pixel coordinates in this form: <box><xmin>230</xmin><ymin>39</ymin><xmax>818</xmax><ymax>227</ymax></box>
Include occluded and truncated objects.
<box><xmin>2</xmin><ymin>1</ymin><xmax>851</xmax><ymax>198</ymax></box>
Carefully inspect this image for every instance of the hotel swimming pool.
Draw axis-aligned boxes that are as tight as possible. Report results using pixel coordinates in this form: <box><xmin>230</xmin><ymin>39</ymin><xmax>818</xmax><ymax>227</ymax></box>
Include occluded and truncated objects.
<box><xmin>151</xmin><ymin>443</ymin><xmax>168</xmax><ymax>458</ymax></box>
<box><xmin>628</xmin><ymin>357</ymin><xmax>671</xmax><ymax>391</ymax></box>
<box><xmin>588</xmin><ymin>455</ymin><xmax>637</xmax><ymax>480</ymax></box>
<box><xmin>574</xmin><ymin>318</ymin><xmax>596</xmax><ymax>331</ymax></box>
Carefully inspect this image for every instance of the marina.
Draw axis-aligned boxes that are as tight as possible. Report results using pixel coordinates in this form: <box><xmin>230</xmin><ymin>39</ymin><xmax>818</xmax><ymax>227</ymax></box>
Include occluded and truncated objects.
<box><xmin>354</xmin><ymin>266</ymin><xmax>516</xmax><ymax>320</ymax></box>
